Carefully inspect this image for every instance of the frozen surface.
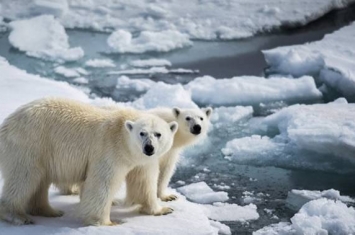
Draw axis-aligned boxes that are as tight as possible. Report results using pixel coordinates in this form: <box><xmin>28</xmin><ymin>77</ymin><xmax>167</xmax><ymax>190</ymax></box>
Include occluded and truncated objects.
<box><xmin>132</xmin><ymin>82</ymin><xmax>198</xmax><ymax>109</ymax></box>
<box><xmin>264</xmin><ymin>22</ymin><xmax>355</xmax><ymax>101</ymax></box>
<box><xmin>116</xmin><ymin>76</ymin><xmax>154</xmax><ymax>92</ymax></box>
<box><xmin>130</xmin><ymin>59</ymin><xmax>171</xmax><ymax>67</ymax></box>
<box><xmin>8</xmin><ymin>15</ymin><xmax>84</xmax><ymax>62</ymax></box>
<box><xmin>255</xmin><ymin>198</ymin><xmax>355</xmax><ymax>235</ymax></box>
<box><xmin>1</xmin><ymin>0</ymin><xmax>354</xmax><ymax>40</ymax></box>
<box><xmin>0</xmin><ymin>57</ymin><xmax>220</xmax><ymax>235</ymax></box>
<box><xmin>107</xmin><ymin>30</ymin><xmax>192</xmax><ymax>53</ymax></box>
<box><xmin>185</xmin><ymin>75</ymin><xmax>322</xmax><ymax>106</ymax></box>
<box><xmin>203</xmin><ymin>202</ymin><xmax>259</xmax><ymax>222</ymax></box>
<box><xmin>262</xmin><ymin>99</ymin><xmax>355</xmax><ymax>161</ymax></box>
<box><xmin>85</xmin><ymin>59</ymin><xmax>116</xmax><ymax>68</ymax></box>
<box><xmin>209</xmin><ymin>220</ymin><xmax>231</xmax><ymax>235</ymax></box>
<box><xmin>211</xmin><ymin>106</ymin><xmax>254</xmax><ymax>126</ymax></box>
<box><xmin>286</xmin><ymin>188</ymin><xmax>355</xmax><ymax>211</ymax></box>
<box><xmin>177</xmin><ymin>182</ymin><xmax>229</xmax><ymax>204</ymax></box>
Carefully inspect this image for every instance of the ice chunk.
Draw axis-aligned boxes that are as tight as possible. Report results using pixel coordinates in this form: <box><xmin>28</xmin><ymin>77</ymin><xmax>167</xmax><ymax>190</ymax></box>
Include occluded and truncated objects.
<box><xmin>130</xmin><ymin>59</ymin><xmax>172</xmax><ymax>67</ymax></box>
<box><xmin>222</xmin><ymin>135</ymin><xmax>285</xmax><ymax>161</ymax></box>
<box><xmin>255</xmin><ymin>198</ymin><xmax>355</xmax><ymax>235</ymax></box>
<box><xmin>9</xmin><ymin>15</ymin><xmax>84</xmax><ymax>62</ymax></box>
<box><xmin>54</xmin><ymin>66</ymin><xmax>80</xmax><ymax>78</ymax></box>
<box><xmin>211</xmin><ymin>106</ymin><xmax>253</xmax><ymax>127</ymax></box>
<box><xmin>286</xmin><ymin>189</ymin><xmax>355</xmax><ymax>211</ymax></box>
<box><xmin>107</xmin><ymin>30</ymin><xmax>192</xmax><ymax>53</ymax></box>
<box><xmin>72</xmin><ymin>77</ymin><xmax>88</xmax><ymax>85</ymax></box>
<box><xmin>108</xmin><ymin>67</ymin><xmax>198</xmax><ymax>75</ymax></box>
<box><xmin>262</xmin><ymin>101</ymin><xmax>355</xmax><ymax>161</ymax></box>
<box><xmin>177</xmin><ymin>182</ymin><xmax>229</xmax><ymax>204</ymax></box>
<box><xmin>85</xmin><ymin>59</ymin><xmax>116</xmax><ymax>68</ymax></box>
<box><xmin>203</xmin><ymin>202</ymin><xmax>259</xmax><ymax>222</ymax></box>
<box><xmin>132</xmin><ymin>82</ymin><xmax>198</xmax><ymax>109</ymax></box>
<box><xmin>185</xmin><ymin>75</ymin><xmax>322</xmax><ymax>106</ymax></box>
<box><xmin>263</xmin><ymin>22</ymin><xmax>355</xmax><ymax>101</ymax></box>
<box><xmin>116</xmin><ymin>76</ymin><xmax>154</xmax><ymax>92</ymax></box>
<box><xmin>209</xmin><ymin>220</ymin><xmax>231</xmax><ymax>235</ymax></box>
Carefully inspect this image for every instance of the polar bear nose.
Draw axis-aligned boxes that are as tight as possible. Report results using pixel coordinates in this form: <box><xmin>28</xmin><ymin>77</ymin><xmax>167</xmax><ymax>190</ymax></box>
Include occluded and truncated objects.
<box><xmin>191</xmin><ymin>125</ymin><xmax>201</xmax><ymax>135</ymax></box>
<box><xmin>144</xmin><ymin>144</ymin><xmax>155</xmax><ymax>156</ymax></box>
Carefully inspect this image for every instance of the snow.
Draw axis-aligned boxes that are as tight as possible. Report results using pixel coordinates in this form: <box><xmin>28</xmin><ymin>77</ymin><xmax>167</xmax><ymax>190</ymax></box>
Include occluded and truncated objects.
<box><xmin>0</xmin><ymin>56</ymin><xmax>221</xmax><ymax>235</ymax></box>
<box><xmin>286</xmin><ymin>189</ymin><xmax>355</xmax><ymax>211</ymax></box>
<box><xmin>130</xmin><ymin>59</ymin><xmax>171</xmax><ymax>68</ymax></box>
<box><xmin>185</xmin><ymin>75</ymin><xmax>322</xmax><ymax>106</ymax></box>
<box><xmin>177</xmin><ymin>182</ymin><xmax>229</xmax><ymax>204</ymax></box>
<box><xmin>263</xmin><ymin>22</ymin><xmax>355</xmax><ymax>101</ymax></box>
<box><xmin>0</xmin><ymin>57</ymin><xmax>89</xmax><ymax>122</ymax></box>
<box><xmin>8</xmin><ymin>15</ymin><xmax>84</xmax><ymax>62</ymax></box>
<box><xmin>107</xmin><ymin>30</ymin><xmax>192</xmax><ymax>53</ymax></box>
<box><xmin>72</xmin><ymin>77</ymin><xmax>88</xmax><ymax>85</ymax></box>
<box><xmin>54</xmin><ymin>66</ymin><xmax>80</xmax><ymax>78</ymax></box>
<box><xmin>209</xmin><ymin>220</ymin><xmax>231</xmax><ymax>235</ymax></box>
<box><xmin>255</xmin><ymin>198</ymin><xmax>355</xmax><ymax>235</ymax></box>
<box><xmin>262</xmin><ymin>99</ymin><xmax>355</xmax><ymax>161</ymax></box>
<box><xmin>1</xmin><ymin>0</ymin><xmax>353</xmax><ymax>40</ymax></box>
<box><xmin>203</xmin><ymin>202</ymin><xmax>259</xmax><ymax>222</ymax></box>
<box><xmin>85</xmin><ymin>59</ymin><xmax>116</xmax><ymax>68</ymax></box>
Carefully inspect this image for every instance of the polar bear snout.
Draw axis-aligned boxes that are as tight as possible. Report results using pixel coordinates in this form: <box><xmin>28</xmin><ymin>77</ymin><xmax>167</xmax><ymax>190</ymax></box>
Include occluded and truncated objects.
<box><xmin>143</xmin><ymin>144</ymin><xmax>155</xmax><ymax>156</ymax></box>
<box><xmin>191</xmin><ymin>124</ymin><xmax>201</xmax><ymax>135</ymax></box>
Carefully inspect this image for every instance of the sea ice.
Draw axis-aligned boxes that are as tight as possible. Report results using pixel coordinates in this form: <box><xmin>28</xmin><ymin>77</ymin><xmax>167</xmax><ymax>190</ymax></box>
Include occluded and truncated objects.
<box><xmin>185</xmin><ymin>75</ymin><xmax>322</xmax><ymax>106</ymax></box>
<box><xmin>203</xmin><ymin>202</ymin><xmax>259</xmax><ymax>222</ymax></box>
<box><xmin>85</xmin><ymin>59</ymin><xmax>116</xmax><ymax>68</ymax></box>
<box><xmin>8</xmin><ymin>15</ymin><xmax>84</xmax><ymax>62</ymax></box>
<box><xmin>130</xmin><ymin>59</ymin><xmax>172</xmax><ymax>67</ymax></box>
<box><xmin>264</xmin><ymin>22</ymin><xmax>355</xmax><ymax>101</ymax></box>
<box><xmin>107</xmin><ymin>30</ymin><xmax>192</xmax><ymax>53</ymax></box>
<box><xmin>286</xmin><ymin>188</ymin><xmax>355</xmax><ymax>211</ymax></box>
<box><xmin>177</xmin><ymin>182</ymin><xmax>229</xmax><ymax>204</ymax></box>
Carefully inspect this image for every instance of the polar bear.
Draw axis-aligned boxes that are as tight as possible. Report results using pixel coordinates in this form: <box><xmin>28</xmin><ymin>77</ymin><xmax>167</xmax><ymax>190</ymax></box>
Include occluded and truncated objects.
<box><xmin>0</xmin><ymin>98</ymin><xmax>177</xmax><ymax>226</ymax></box>
<box><xmin>124</xmin><ymin>107</ymin><xmax>212</xmax><ymax>206</ymax></box>
<box><xmin>55</xmin><ymin>107</ymin><xmax>212</xmax><ymax>207</ymax></box>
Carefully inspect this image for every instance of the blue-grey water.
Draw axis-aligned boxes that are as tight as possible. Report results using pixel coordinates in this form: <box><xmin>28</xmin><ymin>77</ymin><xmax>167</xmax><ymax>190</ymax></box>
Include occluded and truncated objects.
<box><xmin>1</xmin><ymin>4</ymin><xmax>355</xmax><ymax>235</ymax></box>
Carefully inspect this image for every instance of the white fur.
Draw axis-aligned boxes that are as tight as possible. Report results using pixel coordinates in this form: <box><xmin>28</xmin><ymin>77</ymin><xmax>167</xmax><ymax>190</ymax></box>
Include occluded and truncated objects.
<box><xmin>0</xmin><ymin>98</ymin><xmax>177</xmax><ymax>226</ymax></box>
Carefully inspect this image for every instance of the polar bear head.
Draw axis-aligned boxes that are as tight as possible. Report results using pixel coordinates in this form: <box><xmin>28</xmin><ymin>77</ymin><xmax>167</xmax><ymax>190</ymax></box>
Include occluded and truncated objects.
<box><xmin>172</xmin><ymin>107</ymin><xmax>212</xmax><ymax>138</ymax></box>
<box><xmin>125</xmin><ymin>115</ymin><xmax>178</xmax><ymax>158</ymax></box>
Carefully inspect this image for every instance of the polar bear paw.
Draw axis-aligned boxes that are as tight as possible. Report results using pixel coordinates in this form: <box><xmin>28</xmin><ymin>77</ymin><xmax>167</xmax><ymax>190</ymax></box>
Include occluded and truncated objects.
<box><xmin>153</xmin><ymin>207</ymin><xmax>174</xmax><ymax>216</ymax></box>
<box><xmin>160</xmin><ymin>194</ymin><xmax>178</xmax><ymax>202</ymax></box>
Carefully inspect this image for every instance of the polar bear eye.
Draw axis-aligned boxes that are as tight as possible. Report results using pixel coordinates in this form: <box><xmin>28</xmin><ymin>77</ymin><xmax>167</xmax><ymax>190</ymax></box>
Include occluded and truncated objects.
<box><xmin>185</xmin><ymin>117</ymin><xmax>191</xmax><ymax>121</ymax></box>
<box><xmin>140</xmin><ymin>132</ymin><xmax>145</xmax><ymax>137</ymax></box>
<box><xmin>200</xmin><ymin>117</ymin><xmax>204</xmax><ymax>121</ymax></box>
<box><xmin>154</xmin><ymin>132</ymin><xmax>161</xmax><ymax>138</ymax></box>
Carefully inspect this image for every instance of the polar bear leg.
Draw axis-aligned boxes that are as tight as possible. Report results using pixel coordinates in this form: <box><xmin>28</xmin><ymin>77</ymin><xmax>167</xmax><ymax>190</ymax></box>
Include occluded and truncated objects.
<box><xmin>80</xmin><ymin>161</ymin><xmax>129</xmax><ymax>226</ymax></box>
<box><xmin>125</xmin><ymin>162</ymin><xmax>173</xmax><ymax>216</ymax></box>
<box><xmin>28</xmin><ymin>180</ymin><xmax>64</xmax><ymax>217</ymax></box>
<box><xmin>0</xmin><ymin>161</ymin><xmax>42</xmax><ymax>225</ymax></box>
<box><xmin>157</xmin><ymin>151</ymin><xmax>180</xmax><ymax>202</ymax></box>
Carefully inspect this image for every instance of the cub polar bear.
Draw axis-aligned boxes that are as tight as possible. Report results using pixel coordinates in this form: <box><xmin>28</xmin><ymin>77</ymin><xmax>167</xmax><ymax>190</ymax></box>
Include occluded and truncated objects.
<box><xmin>124</xmin><ymin>107</ymin><xmax>212</xmax><ymax>206</ymax></box>
<box><xmin>0</xmin><ymin>98</ymin><xmax>177</xmax><ymax>226</ymax></box>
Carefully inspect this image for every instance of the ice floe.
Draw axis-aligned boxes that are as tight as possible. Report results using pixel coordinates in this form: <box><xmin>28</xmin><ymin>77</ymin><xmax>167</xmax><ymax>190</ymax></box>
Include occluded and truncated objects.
<box><xmin>8</xmin><ymin>15</ymin><xmax>84</xmax><ymax>62</ymax></box>
<box><xmin>2</xmin><ymin>0</ymin><xmax>353</xmax><ymax>40</ymax></box>
<box><xmin>177</xmin><ymin>182</ymin><xmax>229</xmax><ymax>204</ymax></box>
<box><xmin>85</xmin><ymin>59</ymin><xmax>116</xmax><ymax>68</ymax></box>
<box><xmin>264</xmin><ymin>22</ymin><xmax>355</xmax><ymax>101</ymax></box>
<box><xmin>130</xmin><ymin>59</ymin><xmax>171</xmax><ymax>67</ymax></box>
<box><xmin>185</xmin><ymin>75</ymin><xmax>322</xmax><ymax>106</ymax></box>
<box><xmin>107</xmin><ymin>30</ymin><xmax>192</xmax><ymax>53</ymax></box>
<box><xmin>255</xmin><ymin>198</ymin><xmax>355</xmax><ymax>235</ymax></box>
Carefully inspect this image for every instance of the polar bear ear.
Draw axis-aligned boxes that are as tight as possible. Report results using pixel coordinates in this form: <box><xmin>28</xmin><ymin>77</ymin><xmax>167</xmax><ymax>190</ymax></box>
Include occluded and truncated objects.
<box><xmin>169</xmin><ymin>121</ymin><xmax>178</xmax><ymax>134</ymax></box>
<box><xmin>172</xmin><ymin>107</ymin><xmax>181</xmax><ymax>117</ymax></box>
<box><xmin>203</xmin><ymin>107</ymin><xmax>212</xmax><ymax>118</ymax></box>
<box><xmin>125</xmin><ymin>120</ymin><xmax>134</xmax><ymax>132</ymax></box>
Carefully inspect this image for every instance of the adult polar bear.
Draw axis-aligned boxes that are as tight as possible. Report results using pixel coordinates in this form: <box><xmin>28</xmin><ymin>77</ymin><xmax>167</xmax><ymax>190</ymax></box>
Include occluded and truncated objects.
<box><xmin>57</xmin><ymin>107</ymin><xmax>212</xmax><ymax>207</ymax></box>
<box><xmin>125</xmin><ymin>107</ymin><xmax>212</xmax><ymax>206</ymax></box>
<box><xmin>0</xmin><ymin>98</ymin><xmax>178</xmax><ymax>226</ymax></box>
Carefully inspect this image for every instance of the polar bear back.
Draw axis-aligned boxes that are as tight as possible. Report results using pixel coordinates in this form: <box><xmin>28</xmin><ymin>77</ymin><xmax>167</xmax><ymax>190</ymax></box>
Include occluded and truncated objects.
<box><xmin>0</xmin><ymin>98</ymin><xmax>140</xmax><ymax>184</ymax></box>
